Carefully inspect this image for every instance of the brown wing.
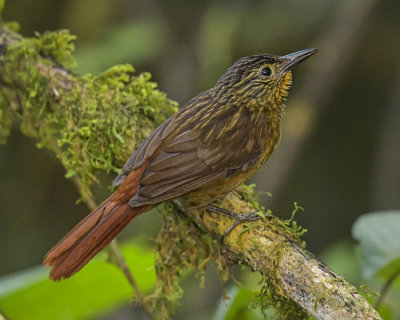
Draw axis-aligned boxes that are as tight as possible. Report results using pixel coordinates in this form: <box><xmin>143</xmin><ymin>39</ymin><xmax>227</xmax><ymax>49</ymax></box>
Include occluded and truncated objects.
<box><xmin>118</xmin><ymin>104</ymin><xmax>265</xmax><ymax>207</ymax></box>
<box><xmin>113</xmin><ymin>90</ymin><xmax>214</xmax><ymax>187</ymax></box>
<box><xmin>113</xmin><ymin>116</ymin><xmax>178</xmax><ymax>187</ymax></box>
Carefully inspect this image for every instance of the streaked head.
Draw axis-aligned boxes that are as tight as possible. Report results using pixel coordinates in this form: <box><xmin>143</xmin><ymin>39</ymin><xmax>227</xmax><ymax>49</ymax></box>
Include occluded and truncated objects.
<box><xmin>215</xmin><ymin>48</ymin><xmax>318</xmax><ymax>108</ymax></box>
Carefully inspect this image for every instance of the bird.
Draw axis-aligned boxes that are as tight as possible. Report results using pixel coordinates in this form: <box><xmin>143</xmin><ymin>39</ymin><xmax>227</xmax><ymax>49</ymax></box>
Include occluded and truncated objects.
<box><xmin>44</xmin><ymin>48</ymin><xmax>317</xmax><ymax>281</ymax></box>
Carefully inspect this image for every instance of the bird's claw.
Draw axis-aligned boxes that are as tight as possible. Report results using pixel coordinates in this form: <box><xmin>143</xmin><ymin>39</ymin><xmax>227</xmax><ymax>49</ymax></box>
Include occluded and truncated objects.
<box><xmin>207</xmin><ymin>205</ymin><xmax>273</xmax><ymax>239</ymax></box>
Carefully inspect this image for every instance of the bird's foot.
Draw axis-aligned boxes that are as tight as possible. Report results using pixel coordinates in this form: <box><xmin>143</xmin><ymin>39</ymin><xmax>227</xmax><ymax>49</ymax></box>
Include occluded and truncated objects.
<box><xmin>207</xmin><ymin>205</ymin><xmax>273</xmax><ymax>238</ymax></box>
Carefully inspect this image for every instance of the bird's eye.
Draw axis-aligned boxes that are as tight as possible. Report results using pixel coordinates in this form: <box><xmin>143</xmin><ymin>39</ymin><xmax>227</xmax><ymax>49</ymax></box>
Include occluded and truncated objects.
<box><xmin>261</xmin><ymin>67</ymin><xmax>272</xmax><ymax>77</ymax></box>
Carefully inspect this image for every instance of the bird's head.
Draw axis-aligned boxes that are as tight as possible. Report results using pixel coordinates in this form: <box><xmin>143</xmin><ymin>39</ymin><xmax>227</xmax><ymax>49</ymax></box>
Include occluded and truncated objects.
<box><xmin>214</xmin><ymin>48</ymin><xmax>317</xmax><ymax>112</ymax></box>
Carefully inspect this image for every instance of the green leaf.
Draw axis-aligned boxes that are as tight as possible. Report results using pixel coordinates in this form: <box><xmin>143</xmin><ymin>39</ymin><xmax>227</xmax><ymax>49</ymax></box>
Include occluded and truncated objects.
<box><xmin>352</xmin><ymin>211</ymin><xmax>400</xmax><ymax>279</ymax></box>
<box><xmin>0</xmin><ymin>238</ymin><xmax>156</xmax><ymax>320</ymax></box>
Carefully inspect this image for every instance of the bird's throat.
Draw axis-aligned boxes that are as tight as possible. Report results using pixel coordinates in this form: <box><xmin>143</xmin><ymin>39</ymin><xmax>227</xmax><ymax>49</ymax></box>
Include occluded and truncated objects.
<box><xmin>273</xmin><ymin>71</ymin><xmax>292</xmax><ymax>106</ymax></box>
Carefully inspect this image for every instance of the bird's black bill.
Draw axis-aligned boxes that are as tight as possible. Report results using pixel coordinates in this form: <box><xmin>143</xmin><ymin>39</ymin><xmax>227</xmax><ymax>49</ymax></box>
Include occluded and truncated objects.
<box><xmin>280</xmin><ymin>48</ymin><xmax>318</xmax><ymax>73</ymax></box>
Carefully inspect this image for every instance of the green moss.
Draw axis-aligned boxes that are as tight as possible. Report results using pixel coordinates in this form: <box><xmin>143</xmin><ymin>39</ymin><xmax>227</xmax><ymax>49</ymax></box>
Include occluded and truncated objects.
<box><xmin>281</xmin><ymin>202</ymin><xmax>308</xmax><ymax>245</ymax></box>
<box><xmin>231</xmin><ymin>186</ymin><xmax>307</xmax><ymax>246</ymax></box>
<box><xmin>3</xmin><ymin>21</ymin><xmax>19</xmax><ymax>32</ymax></box>
<box><xmin>258</xmin><ymin>274</ymin><xmax>310</xmax><ymax>320</ymax></box>
<box><xmin>35</xmin><ymin>30</ymin><xmax>77</xmax><ymax>67</ymax></box>
<box><xmin>0</xmin><ymin>90</ymin><xmax>13</xmax><ymax>143</ymax></box>
<box><xmin>214</xmin><ymin>187</ymin><xmax>310</xmax><ymax>318</ymax></box>
<box><xmin>0</xmin><ymin>27</ymin><xmax>177</xmax><ymax>198</ymax></box>
<box><xmin>149</xmin><ymin>203</ymin><xmax>213</xmax><ymax>319</ymax></box>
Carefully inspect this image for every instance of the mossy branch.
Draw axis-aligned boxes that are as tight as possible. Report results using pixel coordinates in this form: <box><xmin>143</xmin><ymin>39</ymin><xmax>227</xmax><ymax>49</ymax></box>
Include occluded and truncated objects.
<box><xmin>0</xmin><ymin>20</ymin><xmax>163</xmax><ymax>318</ymax></box>
<box><xmin>0</xmin><ymin>23</ymin><xmax>178</xmax><ymax>200</ymax></box>
<box><xmin>0</xmin><ymin>20</ymin><xmax>382</xmax><ymax>320</ymax></box>
<box><xmin>185</xmin><ymin>191</ymin><xmax>382</xmax><ymax>320</ymax></box>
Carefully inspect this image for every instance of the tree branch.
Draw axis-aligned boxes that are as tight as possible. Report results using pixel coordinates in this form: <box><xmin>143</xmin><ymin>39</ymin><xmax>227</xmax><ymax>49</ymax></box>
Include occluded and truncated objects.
<box><xmin>184</xmin><ymin>193</ymin><xmax>382</xmax><ymax>320</ymax></box>
<box><xmin>0</xmin><ymin>23</ymin><xmax>382</xmax><ymax>320</ymax></box>
<box><xmin>0</xmin><ymin>23</ymin><xmax>157</xmax><ymax>319</ymax></box>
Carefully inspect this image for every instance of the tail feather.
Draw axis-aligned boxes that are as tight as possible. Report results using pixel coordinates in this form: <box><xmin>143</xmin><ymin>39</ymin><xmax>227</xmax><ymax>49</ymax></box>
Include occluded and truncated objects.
<box><xmin>44</xmin><ymin>195</ymin><xmax>146</xmax><ymax>280</ymax></box>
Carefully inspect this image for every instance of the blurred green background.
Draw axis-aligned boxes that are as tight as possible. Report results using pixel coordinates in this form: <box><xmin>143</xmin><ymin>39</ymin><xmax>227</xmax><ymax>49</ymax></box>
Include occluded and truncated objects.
<box><xmin>1</xmin><ymin>0</ymin><xmax>400</xmax><ymax>319</ymax></box>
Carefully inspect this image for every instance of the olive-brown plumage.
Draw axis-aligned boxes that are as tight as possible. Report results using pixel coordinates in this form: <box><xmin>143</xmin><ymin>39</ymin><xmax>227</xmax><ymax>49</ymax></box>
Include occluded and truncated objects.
<box><xmin>44</xmin><ymin>48</ymin><xmax>317</xmax><ymax>280</ymax></box>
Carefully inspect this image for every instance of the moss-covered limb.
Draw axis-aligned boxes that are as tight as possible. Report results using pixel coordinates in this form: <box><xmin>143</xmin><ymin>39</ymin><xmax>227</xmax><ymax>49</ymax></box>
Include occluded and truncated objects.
<box><xmin>184</xmin><ymin>191</ymin><xmax>382</xmax><ymax>320</ymax></box>
<box><xmin>0</xmin><ymin>24</ymin><xmax>177</xmax><ymax>200</ymax></box>
<box><xmin>0</xmin><ymin>22</ymin><xmax>169</xmax><ymax>320</ymax></box>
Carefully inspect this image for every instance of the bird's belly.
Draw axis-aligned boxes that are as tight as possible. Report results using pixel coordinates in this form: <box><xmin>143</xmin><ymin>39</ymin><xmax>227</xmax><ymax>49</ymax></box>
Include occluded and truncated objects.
<box><xmin>180</xmin><ymin>136</ymin><xmax>279</xmax><ymax>208</ymax></box>
<box><xmin>181</xmin><ymin>168</ymin><xmax>257</xmax><ymax>208</ymax></box>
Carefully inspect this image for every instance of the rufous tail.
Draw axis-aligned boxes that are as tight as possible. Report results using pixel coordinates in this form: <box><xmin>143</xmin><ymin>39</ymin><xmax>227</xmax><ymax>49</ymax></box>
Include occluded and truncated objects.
<box><xmin>44</xmin><ymin>194</ymin><xmax>146</xmax><ymax>280</ymax></box>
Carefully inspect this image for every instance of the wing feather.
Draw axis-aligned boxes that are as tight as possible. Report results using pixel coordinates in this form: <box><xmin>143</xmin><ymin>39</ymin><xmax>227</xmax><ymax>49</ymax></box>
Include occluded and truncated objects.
<box><xmin>148</xmin><ymin>150</ymin><xmax>198</xmax><ymax>171</ymax></box>
<box><xmin>114</xmin><ymin>96</ymin><xmax>269</xmax><ymax>207</ymax></box>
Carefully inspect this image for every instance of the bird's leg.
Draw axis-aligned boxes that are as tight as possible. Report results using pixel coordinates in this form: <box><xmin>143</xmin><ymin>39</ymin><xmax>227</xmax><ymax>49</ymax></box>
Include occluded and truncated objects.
<box><xmin>207</xmin><ymin>205</ymin><xmax>262</xmax><ymax>221</ymax></box>
<box><xmin>207</xmin><ymin>205</ymin><xmax>274</xmax><ymax>237</ymax></box>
